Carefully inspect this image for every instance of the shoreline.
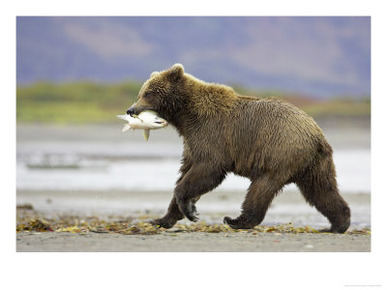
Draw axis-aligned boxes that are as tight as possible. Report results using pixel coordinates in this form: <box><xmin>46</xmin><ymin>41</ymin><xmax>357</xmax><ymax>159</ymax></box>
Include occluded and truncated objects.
<box><xmin>16</xmin><ymin>190</ymin><xmax>371</xmax><ymax>228</ymax></box>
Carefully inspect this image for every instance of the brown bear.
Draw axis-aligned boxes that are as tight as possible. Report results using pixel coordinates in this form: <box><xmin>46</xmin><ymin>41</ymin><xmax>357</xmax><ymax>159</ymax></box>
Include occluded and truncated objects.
<box><xmin>126</xmin><ymin>63</ymin><xmax>351</xmax><ymax>233</ymax></box>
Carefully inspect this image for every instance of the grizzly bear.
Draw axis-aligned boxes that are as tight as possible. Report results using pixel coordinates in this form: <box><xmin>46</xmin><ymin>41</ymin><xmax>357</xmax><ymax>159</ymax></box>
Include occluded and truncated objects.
<box><xmin>126</xmin><ymin>63</ymin><xmax>351</xmax><ymax>233</ymax></box>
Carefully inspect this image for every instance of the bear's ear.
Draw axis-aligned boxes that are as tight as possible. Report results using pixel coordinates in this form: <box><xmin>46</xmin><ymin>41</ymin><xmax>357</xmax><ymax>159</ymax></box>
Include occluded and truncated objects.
<box><xmin>167</xmin><ymin>63</ymin><xmax>185</xmax><ymax>82</ymax></box>
<box><xmin>150</xmin><ymin>71</ymin><xmax>160</xmax><ymax>78</ymax></box>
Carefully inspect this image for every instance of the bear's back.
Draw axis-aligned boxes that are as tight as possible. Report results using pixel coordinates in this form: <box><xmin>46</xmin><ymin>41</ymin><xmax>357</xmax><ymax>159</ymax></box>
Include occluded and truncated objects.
<box><xmin>224</xmin><ymin>96</ymin><xmax>330</xmax><ymax>178</ymax></box>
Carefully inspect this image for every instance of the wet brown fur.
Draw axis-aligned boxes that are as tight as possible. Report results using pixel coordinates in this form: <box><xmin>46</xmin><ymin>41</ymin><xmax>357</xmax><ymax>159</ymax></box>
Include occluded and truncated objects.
<box><xmin>128</xmin><ymin>64</ymin><xmax>351</xmax><ymax>233</ymax></box>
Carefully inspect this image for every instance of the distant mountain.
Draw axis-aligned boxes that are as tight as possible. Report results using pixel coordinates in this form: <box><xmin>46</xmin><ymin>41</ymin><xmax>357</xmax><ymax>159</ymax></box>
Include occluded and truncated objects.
<box><xmin>17</xmin><ymin>16</ymin><xmax>370</xmax><ymax>99</ymax></box>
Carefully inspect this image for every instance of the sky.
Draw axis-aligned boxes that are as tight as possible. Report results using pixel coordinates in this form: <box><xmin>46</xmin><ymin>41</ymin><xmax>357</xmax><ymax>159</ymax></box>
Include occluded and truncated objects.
<box><xmin>17</xmin><ymin>16</ymin><xmax>370</xmax><ymax>99</ymax></box>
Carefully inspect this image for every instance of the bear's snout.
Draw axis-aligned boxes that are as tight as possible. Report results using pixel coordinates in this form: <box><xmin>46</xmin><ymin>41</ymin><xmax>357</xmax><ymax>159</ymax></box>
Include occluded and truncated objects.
<box><xmin>127</xmin><ymin>103</ymin><xmax>154</xmax><ymax>116</ymax></box>
<box><xmin>126</xmin><ymin>107</ymin><xmax>136</xmax><ymax>116</ymax></box>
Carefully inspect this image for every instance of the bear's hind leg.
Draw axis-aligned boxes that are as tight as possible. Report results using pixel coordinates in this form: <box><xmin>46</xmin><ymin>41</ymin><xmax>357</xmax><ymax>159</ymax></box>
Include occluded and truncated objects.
<box><xmin>224</xmin><ymin>174</ymin><xmax>284</xmax><ymax>229</ymax></box>
<box><xmin>296</xmin><ymin>157</ymin><xmax>351</xmax><ymax>233</ymax></box>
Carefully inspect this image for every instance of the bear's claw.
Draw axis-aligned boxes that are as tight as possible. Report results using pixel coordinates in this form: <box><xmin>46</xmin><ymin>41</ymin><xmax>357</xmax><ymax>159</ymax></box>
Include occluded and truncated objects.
<box><xmin>223</xmin><ymin>216</ymin><xmax>256</xmax><ymax>229</ymax></box>
<box><xmin>319</xmin><ymin>225</ymin><xmax>349</xmax><ymax>234</ymax></box>
<box><xmin>179</xmin><ymin>200</ymin><xmax>199</xmax><ymax>222</ymax></box>
<box><xmin>223</xmin><ymin>216</ymin><xmax>236</xmax><ymax>228</ymax></box>
<box><xmin>149</xmin><ymin>218</ymin><xmax>176</xmax><ymax>229</ymax></box>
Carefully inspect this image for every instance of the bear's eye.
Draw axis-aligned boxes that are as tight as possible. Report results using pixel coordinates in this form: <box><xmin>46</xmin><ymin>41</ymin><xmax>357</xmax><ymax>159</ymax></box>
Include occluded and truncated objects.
<box><xmin>144</xmin><ymin>92</ymin><xmax>152</xmax><ymax>98</ymax></box>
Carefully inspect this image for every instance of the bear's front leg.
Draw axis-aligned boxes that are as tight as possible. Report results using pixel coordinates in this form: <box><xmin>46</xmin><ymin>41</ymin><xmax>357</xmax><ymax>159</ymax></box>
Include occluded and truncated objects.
<box><xmin>150</xmin><ymin>196</ymin><xmax>184</xmax><ymax>228</ymax></box>
<box><xmin>150</xmin><ymin>157</ymin><xmax>192</xmax><ymax>228</ymax></box>
<box><xmin>174</xmin><ymin>163</ymin><xmax>226</xmax><ymax>222</ymax></box>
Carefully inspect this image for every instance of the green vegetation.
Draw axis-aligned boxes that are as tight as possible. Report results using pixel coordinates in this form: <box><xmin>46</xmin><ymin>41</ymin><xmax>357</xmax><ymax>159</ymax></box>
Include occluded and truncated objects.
<box><xmin>17</xmin><ymin>81</ymin><xmax>141</xmax><ymax>124</ymax></box>
<box><xmin>302</xmin><ymin>97</ymin><xmax>370</xmax><ymax>117</ymax></box>
<box><xmin>17</xmin><ymin>81</ymin><xmax>370</xmax><ymax>124</ymax></box>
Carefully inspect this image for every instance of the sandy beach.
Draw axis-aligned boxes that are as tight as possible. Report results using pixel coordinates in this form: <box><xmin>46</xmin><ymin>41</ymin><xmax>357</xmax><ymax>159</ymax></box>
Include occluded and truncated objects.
<box><xmin>17</xmin><ymin>230</ymin><xmax>370</xmax><ymax>252</ymax></box>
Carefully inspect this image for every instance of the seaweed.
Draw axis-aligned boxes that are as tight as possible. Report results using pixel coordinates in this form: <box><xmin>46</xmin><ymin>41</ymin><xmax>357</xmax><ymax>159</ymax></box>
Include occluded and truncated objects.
<box><xmin>16</xmin><ymin>210</ymin><xmax>371</xmax><ymax>236</ymax></box>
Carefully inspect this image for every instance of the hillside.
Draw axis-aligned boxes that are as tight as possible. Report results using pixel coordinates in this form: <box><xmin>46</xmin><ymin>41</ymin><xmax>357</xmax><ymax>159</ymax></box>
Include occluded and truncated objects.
<box><xmin>17</xmin><ymin>17</ymin><xmax>370</xmax><ymax>99</ymax></box>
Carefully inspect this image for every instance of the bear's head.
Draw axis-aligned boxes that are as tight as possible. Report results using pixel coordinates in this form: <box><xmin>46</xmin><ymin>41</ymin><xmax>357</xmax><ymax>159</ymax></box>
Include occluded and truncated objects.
<box><xmin>127</xmin><ymin>63</ymin><xmax>188</xmax><ymax>125</ymax></box>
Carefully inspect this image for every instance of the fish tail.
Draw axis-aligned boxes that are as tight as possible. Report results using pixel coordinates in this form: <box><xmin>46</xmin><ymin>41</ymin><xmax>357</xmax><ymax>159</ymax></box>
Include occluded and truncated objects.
<box><xmin>143</xmin><ymin>129</ymin><xmax>150</xmax><ymax>141</ymax></box>
<box><xmin>122</xmin><ymin>124</ymin><xmax>131</xmax><ymax>132</ymax></box>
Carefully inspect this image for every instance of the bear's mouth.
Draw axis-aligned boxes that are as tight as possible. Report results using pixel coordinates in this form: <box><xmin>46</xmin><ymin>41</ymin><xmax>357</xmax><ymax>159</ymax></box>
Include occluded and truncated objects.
<box><xmin>126</xmin><ymin>105</ymin><xmax>156</xmax><ymax>116</ymax></box>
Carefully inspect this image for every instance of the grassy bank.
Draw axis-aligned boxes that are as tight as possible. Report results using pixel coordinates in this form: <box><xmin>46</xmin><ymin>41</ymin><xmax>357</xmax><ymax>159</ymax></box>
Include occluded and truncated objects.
<box><xmin>17</xmin><ymin>81</ymin><xmax>140</xmax><ymax>123</ymax></box>
<box><xmin>17</xmin><ymin>81</ymin><xmax>370</xmax><ymax>124</ymax></box>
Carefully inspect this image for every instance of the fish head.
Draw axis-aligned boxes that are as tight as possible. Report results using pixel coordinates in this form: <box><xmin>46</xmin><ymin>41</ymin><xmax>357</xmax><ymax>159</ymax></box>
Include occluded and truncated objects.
<box><xmin>127</xmin><ymin>64</ymin><xmax>187</xmax><ymax>122</ymax></box>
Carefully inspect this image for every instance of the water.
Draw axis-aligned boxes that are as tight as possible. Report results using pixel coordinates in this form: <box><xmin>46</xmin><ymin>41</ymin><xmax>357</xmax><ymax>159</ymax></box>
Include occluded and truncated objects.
<box><xmin>16</xmin><ymin>125</ymin><xmax>370</xmax><ymax>193</ymax></box>
<box><xmin>16</xmin><ymin>149</ymin><xmax>370</xmax><ymax>193</ymax></box>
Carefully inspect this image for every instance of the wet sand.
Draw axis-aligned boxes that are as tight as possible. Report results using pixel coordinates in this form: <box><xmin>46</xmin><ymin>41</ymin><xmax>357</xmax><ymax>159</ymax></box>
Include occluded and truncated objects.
<box><xmin>17</xmin><ymin>231</ymin><xmax>370</xmax><ymax>252</ymax></box>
